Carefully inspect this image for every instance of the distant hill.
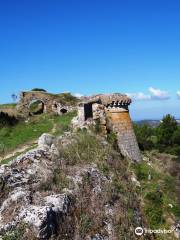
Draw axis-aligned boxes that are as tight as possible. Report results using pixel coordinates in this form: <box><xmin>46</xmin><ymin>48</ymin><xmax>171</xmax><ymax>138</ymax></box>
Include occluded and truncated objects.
<box><xmin>134</xmin><ymin>119</ymin><xmax>180</xmax><ymax>127</ymax></box>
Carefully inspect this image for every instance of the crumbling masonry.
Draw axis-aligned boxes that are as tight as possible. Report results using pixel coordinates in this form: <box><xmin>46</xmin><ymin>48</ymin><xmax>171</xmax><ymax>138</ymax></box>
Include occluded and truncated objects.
<box><xmin>73</xmin><ymin>93</ymin><xmax>141</xmax><ymax>162</ymax></box>
<box><xmin>16</xmin><ymin>91</ymin><xmax>75</xmax><ymax>117</ymax></box>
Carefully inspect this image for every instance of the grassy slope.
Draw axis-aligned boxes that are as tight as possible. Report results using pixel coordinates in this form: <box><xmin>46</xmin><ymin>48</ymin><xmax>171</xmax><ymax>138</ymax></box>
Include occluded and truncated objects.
<box><xmin>0</xmin><ymin>103</ymin><xmax>17</xmax><ymax>109</ymax></box>
<box><xmin>131</xmin><ymin>152</ymin><xmax>180</xmax><ymax>240</ymax></box>
<box><xmin>0</xmin><ymin>111</ymin><xmax>76</xmax><ymax>157</ymax></box>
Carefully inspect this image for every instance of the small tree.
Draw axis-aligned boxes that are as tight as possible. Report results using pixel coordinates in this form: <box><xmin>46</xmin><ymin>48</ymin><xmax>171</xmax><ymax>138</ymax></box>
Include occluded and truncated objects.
<box><xmin>133</xmin><ymin>123</ymin><xmax>154</xmax><ymax>150</ymax></box>
<box><xmin>157</xmin><ymin>114</ymin><xmax>177</xmax><ymax>146</ymax></box>
<box><xmin>172</xmin><ymin>128</ymin><xmax>180</xmax><ymax>145</ymax></box>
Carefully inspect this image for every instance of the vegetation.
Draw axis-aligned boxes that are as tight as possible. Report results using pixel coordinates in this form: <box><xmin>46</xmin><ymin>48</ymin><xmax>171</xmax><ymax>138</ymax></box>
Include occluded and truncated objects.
<box><xmin>31</xmin><ymin>88</ymin><xmax>47</xmax><ymax>92</ymax></box>
<box><xmin>56</xmin><ymin>130</ymin><xmax>143</xmax><ymax>238</ymax></box>
<box><xmin>29</xmin><ymin>100</ymin><xmax>44</xmax><ymax>115</ymax></box>
<box><xmin>0</xmin><ymin>103</ymin><xmax>17</xmax><ymax>109</ymax></box>
<box><xmin>134</xmin><ymin>114</ymin><xmax>180</xmax><ymax>156</ymax></box>
<box><xmin>132</xmin><ymin>155</ymin><xmax>179</xmax><ymax>231</ymax></box>
<box><xmin>58</xmin><ymin>130</ymin><xmax>111</xmax><ymax>165</ymax></box>
<box><xmin>2</xmin><ymin>225</ymin><xmax>26</xmax><ymax>240</ymax></box>
<box><xmin>50</xmin><ymin>92</ymin><xmax>78</xmax><ymax>105</ymax></box>
<box><xmin>0</xmin><ymin>111</ymin><xmax>76</xmax><ymax>158</ymax></box>
<box><xmin>0</xmin><ymin>112</ymin><xmax>18</xmax><ymax>127</ymax></box>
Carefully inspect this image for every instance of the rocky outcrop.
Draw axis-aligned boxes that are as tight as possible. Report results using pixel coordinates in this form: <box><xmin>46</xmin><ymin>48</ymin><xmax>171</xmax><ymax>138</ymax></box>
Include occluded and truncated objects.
<box><xmin>0</xmin><ymin>132</ymin><xmax>150</xmax><ymax>239</ymax></box>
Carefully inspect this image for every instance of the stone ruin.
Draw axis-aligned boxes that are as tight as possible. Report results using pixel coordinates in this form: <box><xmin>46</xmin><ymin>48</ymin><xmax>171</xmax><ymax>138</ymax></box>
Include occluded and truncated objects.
<box><xmin>16</xmin><ymin>91</ymin><xmax>141</xmax><ymax>162</ymax></box>
<box><xmin>16</xmin><ymin>91</ymin><xmax>76</xmax><ymax>117</ymax></box>
<box><xmin>73</xmin><ymin>93</ymin><xmax>141</xmax><ymax>162</ymax></box>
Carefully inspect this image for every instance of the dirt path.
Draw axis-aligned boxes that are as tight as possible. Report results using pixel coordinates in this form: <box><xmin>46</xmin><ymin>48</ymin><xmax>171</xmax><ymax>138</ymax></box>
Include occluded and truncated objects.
<box><xmin>0</xmin><ymin>140</ymin><xmax>38</xmax><ymax>162</ymax></box>
<box><xmin>0</xmin><ymin>122</ymin><xmax>57</xmax><ymax>163</ymax></box>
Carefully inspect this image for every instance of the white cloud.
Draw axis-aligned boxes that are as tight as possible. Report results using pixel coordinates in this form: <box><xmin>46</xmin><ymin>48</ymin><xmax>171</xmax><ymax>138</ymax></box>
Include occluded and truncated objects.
<box><xmin>177</xmin><ymin>91</ymin><xmax>180</xmax><ymax>99</ymax></box>
<box><xmin>126</xmin><ymin>87</ymin><xmax>170</xmax><ymax>101</ymax></box>
<box><xmin>148</xmin><ymin>87</ymin><xmax>170</xmax><ymax>100</ymax></box>
<box><xmin>73</xmin><ymin>93</ymin><xmax>84</xmax><ymax>98</ymax></box>
<box><xmin>126</xmin><ymin>92</ymin><xmax>151</xmax><ymax>100</ymax></box>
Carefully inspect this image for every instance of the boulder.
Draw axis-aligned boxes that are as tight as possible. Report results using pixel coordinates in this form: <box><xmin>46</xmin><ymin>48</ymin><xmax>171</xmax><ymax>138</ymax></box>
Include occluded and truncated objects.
<box><xmin>38</xmin><ymin>133</ymin><xmax>55</xmax><ymax>149</ymax></box>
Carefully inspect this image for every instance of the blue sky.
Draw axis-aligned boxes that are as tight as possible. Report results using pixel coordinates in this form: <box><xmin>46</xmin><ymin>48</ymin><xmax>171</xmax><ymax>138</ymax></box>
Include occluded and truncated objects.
<box><xmin>0</xmin><ymin>0</ymin><xmax>180</xmax><ymax>120</ymax></box>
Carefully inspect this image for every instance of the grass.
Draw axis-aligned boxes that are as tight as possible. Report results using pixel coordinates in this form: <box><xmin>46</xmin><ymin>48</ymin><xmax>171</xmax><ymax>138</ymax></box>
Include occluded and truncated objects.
<box><xmin>53</xmin><ymin>111</ymin><xmax>77</xmax><ymax>136</ymax></box>
<box><xmin>1</xmin><ymin>225</ymin><xmax>26</xmax><ymax>240</ymax></box>
<box><xmin>48</xmin><ymin>92</ymin><xmax>79</xmax><ymax>105</ymax></box>
<box><xmin>0</xmin><ymin>144</ymin><xmax>37</xmax><ymax>165</ymax></box>
<box><xmin>58</xmin><ymin>130</ymin><xmax>114</xmax><ymax>166</ymax></box>
<box><xmin>131</xmin><ymin>158</ymin><xmax>179</xmax><ymax>231</ymax></box>
<box><xmin>0</xmin><ymin>103</ymin><xmax>17</xmax><ymax>109</ymax></box>
<box><xmin>0</xmin><ymin>111</ymin><xmax>76</xmax><ymax>158</ymax></box>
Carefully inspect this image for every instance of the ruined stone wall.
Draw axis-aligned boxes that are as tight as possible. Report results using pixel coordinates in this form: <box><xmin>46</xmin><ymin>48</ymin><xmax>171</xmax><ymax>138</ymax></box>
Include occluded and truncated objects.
<box><xmin>106</xmin><ymin>109</ymin><xmax>141</xmax><ymax>162</ymax></box>
<box><xmin>16</xmin><ymin>91</ymin><xmax>76</xmax><ymax>117</ymax></box>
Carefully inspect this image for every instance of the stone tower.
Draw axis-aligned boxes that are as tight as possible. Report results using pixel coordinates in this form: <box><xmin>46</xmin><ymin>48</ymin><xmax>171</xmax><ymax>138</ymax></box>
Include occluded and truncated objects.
<box><xmin>74</xmin><ymin>93</ymin><xmax>141</xmax><ymax>162</ymax></box>
<box><xmin>104</xmin><ymin>95</ymin><xmax>141</xmax><ymax>162</ymax></box>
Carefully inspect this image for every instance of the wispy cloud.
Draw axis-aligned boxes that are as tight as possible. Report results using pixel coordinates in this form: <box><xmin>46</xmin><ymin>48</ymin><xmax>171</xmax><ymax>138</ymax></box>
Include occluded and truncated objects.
<box><xmin>73</xmin><ymin>93</ymin><xmax>84</xmax><ymax>98</ymax></box>
<box><xmin>126</xmin><ymin>92</ymin><xmax>151</xmax><ymax>100</ymax></box>
<box><xmin>126</xmin><ymin>87</ymin><xmax>170</xmax><ymax>101</ymax></box>
<box><xmin>149</xmin><ymin>87</ymin><xmax>170</xmax><ymax>100</ymax></box>
<box><xmin>177</xmin><ymin>91</ymin><xmax>180</xmax><ymax>99</ymax></box>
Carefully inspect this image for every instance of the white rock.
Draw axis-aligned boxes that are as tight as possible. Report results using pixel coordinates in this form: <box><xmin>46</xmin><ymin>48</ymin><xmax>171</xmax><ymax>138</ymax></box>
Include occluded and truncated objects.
<box><xmin>38</xmin><ymin>133</ymin><xmax>54</xmax><ymax>149</ymax></box>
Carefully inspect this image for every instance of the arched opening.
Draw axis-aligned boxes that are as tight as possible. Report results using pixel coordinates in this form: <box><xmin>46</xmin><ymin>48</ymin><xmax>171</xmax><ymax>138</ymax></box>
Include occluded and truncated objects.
<box><xmin>60</xmin><ymin>108</ymin><xmax>68</xmax><ymax>114</ymax></box>
<box><xmin>29</xmin><ymin>100</ymin><xmax>45</xmax><ymax>115</ymax></box>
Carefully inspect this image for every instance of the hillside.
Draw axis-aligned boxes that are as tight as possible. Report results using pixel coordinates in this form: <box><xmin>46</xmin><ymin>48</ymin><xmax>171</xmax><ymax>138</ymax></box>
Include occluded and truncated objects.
<box><xmin>0</xmin><ymin>93</ymin><xmax>179</xmax><ymax>239</ymax></box>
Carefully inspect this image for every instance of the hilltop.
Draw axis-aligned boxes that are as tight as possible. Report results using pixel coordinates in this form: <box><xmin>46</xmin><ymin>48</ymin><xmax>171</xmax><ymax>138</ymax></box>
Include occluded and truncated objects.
<box><xmin>0</xmin><ymin>91</ymin><xmax>179</xmax><ymax>239</ymax></box>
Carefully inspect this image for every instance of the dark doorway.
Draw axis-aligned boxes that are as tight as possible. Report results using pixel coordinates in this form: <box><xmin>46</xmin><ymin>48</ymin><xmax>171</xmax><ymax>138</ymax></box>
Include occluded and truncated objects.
<box><xmin>60</xmin><ymin>108</ymin><xmax>68</xmax><ymax>114</ymax></box>
<box><xmin>84</xmin><ymin>103</ymin><xmax>93</xmax><ymax>120</ymax></box>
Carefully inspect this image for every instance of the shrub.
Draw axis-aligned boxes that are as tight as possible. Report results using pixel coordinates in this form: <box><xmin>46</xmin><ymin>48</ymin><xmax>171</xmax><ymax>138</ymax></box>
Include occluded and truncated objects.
<box><xmin>31</xmin><ymin>88</ymin><xmax>47</xmax><ymax>92</ymax></box>
<box><xmin>172</xmin><ymin>128</ymin><xmax>180</xmax><ymax>145</ymax></box>
<box><xmin>107</xmin><ymin>131</ymin><xmax>118</xmax><ymax>146</ymax></box>
<box><xmin>133</xmin><ymin>163</ymin><xmax>149</xmax><ymax>181</ymax></box>
<box><xmin>133</xmin><ymin>124</ymin><xmax>154</xmax><ymax>150</ymax></box>
<box><xmin>0</xmin><ymin>112</ymin><xmax>18</xmax><ymax>127</ymax></box>
<box><xmin>146</xmin><ymin>191</ymin><xmax>163</xmax><ymax>205</ymax></box>
<box><xmin>157</xmin><ymin>114</ymin><xmax>177</xmax><ymax>146</ymax></box>
<box><xmin>145</xmin><ymin>206</ymin><xmax>164</xmax><ymax>228</ymax></box>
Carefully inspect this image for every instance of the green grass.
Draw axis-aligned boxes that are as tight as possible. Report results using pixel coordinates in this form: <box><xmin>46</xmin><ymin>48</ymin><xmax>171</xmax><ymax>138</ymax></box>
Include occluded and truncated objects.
<box><xmin>0</xmin><ymin>111</ymin><xmax>76</xmax><ymax>157</ymax></box>
<box><xmin>48</xmin><ymin>92</ymin><xmax>79</xmax><ymax>105</ymax></box>
<box><xmin>0</xmin><ymin>144</ymin><xmax>37</xmax><ymax>165</ymax></box>
<box><xmin>53</xmin><ymin>111</ymin><xmax>77</xmax><ymax>136</ymax></box>
<box><xmin>0</xmin><ymin>103</ymin><xmax>17</xmax><ymax>109</ymax></box>
<box><xmin>58</xmin><ymin>130</ymin><xmax>113</xmax><ymax>166</ymax></box>
<box><xmin>131</xmin><ymin>160</ymin><xmax>179</xmax><ymax>230</ymax></box>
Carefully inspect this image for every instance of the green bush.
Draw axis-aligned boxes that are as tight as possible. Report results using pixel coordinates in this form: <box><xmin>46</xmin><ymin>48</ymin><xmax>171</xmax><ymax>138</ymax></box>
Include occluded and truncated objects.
<box><xmin>172</xmin><ymin>128</ymin><xmax>180</xmax><ymax>145</ymax></box>
<box><xmin>133</xmin><ymin>124</ymin><xmax>154</xmax><ymax>150</ymax></box>
<box><xmin>31</xmin><ymin>88</ymin><xmax>46</xmax><ymax>92</ymax></box>
<box><xmin>157</xmin><ymin>114</ymin><xmax>177</xmax><ymax>146</ymax></box>
<box><xmin>0</xmin><ymin>112</ymin><xmax>18</xmax><ymax>127</ymax></box>
<box><xmin>107</xmin><ymin>131</ymin><xmax>117</xmax><ymax>145</ymax></box>
<box><xmin>133</xmin><ymin>163</ymin><xmax>149</xmax><ymax>181</ymax></box>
